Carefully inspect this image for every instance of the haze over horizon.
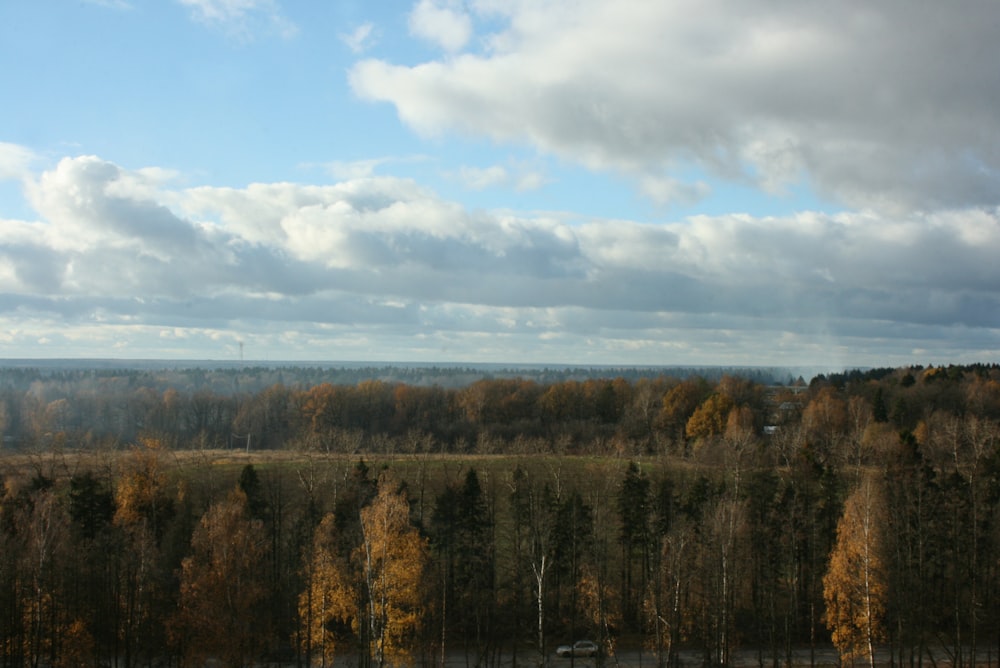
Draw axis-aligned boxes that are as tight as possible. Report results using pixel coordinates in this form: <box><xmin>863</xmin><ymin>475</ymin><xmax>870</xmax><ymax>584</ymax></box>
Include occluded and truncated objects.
<box><xmin>2</xmin><ymin>2</ymin><xmax>1000</xmax><ymax>369</ymax></box>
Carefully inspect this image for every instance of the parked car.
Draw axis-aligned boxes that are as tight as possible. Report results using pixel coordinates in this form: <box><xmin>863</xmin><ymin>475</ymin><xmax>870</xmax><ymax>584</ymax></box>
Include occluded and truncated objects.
<box><xmin>556</xmin><ymin>640</ymin><xmax>599</xmax><ymax>658</ymax></box>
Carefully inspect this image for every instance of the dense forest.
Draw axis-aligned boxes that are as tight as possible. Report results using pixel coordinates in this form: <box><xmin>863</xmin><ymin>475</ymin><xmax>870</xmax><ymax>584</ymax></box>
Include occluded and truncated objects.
<box><xmin>2</xmin><ymin>362</ymin><xmax>1000</xmax><ymax>667</ymax></box>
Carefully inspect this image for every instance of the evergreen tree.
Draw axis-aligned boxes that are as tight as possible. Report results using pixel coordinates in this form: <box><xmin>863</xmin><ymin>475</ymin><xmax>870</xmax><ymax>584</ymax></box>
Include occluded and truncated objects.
<box><xmin>431</xmin><ymin>468</ymin><xmax>495</xmax><ymax>662</ymax></box>
<box><xmin>238</xmin><ymin>463</ymin><xmax>268</xmax><ymax>520</ymax></box>
<box><xmin>618</xmin><ymin>461</ymin><xmax>651</xmax><ymax>628</ymax></box>
<box><xmin>68</xmin><ymin>472</ymin><xmax>115</xmax><ymax>541</ymax></box>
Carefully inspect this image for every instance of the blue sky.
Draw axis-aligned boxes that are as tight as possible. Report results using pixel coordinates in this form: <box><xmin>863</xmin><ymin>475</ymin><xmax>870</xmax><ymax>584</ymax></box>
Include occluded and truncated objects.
<box><xmin>2</xmin><ymin>0</ymin><xmax>1000</xmax><ymax>369</ymax></box>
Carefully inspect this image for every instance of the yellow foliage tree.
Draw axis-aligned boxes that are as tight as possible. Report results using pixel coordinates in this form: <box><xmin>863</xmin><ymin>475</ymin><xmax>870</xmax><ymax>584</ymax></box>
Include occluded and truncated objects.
<box><xmin>54</xmin><ymin>619</ymin><xmax>95</xmax><ymax>668</ymax></box>
<box><xmin>686</xmin><ymin>393</ymin><xmax>734</xmax><ymax>440</ymax></box>
<box><xmin>171</xmin><ymin>488</ymin><xmax>269</xmax><ymax>668</ymax></box>
<box><xmin>823</xmin><ymin>478</ymin><xmax>887</xmax><ymax>668</ymax></box>
<box><xmin>578</xmin><ymin>562</ymin><xmax>620</xmax><ymax>657</ymax></box>
<box><xmin>300</xmin><ymin>474</ymin><xmax>430</xmax><ymax>668</ymax></box>
<box><xmin>299</xmin><ymin>513</ymin><xmax>356</xmax><ymax>667</ymax></box>
<box><xmin>114</xmin><ymin>436</ymin><xmax>171</xmax><ymax>533</ymax></box>
<box><xmin>802</xmin><ymin>387</ymin><xmax>848</xmax><ymax>441</ymax></box>
<box><xmin>359</xmin><ymin>475</ymin><xmax>430</xmax><ymax>668</ymax></box>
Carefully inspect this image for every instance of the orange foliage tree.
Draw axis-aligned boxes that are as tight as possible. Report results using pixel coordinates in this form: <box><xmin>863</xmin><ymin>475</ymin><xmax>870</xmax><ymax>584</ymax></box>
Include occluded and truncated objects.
<box><xmin>171</xmin><ymin>488</ymin><xmax>270</xmax><ymax>667</ymax></box>
<box><xmin>299</xmin><ymin>513</ymin><xmax>356</xmax><ymax>667</ymax></box>
<box><xmin>300</xmin><ymin>473</ymin><xmax>430</xmax><ymax>668</ymax></box>
<box><xmin>358</xmin><ymin>474</ymin><xmax>431</xmax><ymax>668</ymax></box>
<box><xmin>823</xmin><ymin>478</ymin><xmax>887</xmax><ymax>668</ymax></box>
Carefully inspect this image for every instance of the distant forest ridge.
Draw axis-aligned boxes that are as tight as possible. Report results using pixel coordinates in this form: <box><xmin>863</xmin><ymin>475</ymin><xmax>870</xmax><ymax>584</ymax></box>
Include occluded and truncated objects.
<box><xmin>0</xmin><ymin>358</ymin><xmax>836</xmax><ymax>392</ymax></box>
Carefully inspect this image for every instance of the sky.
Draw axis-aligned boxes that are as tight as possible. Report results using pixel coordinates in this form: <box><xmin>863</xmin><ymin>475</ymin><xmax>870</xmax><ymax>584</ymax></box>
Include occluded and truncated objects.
<box><xmin>2</xmin><ymin>1</ymin><xmax>1000</xmax><ymax>369</ymax></box>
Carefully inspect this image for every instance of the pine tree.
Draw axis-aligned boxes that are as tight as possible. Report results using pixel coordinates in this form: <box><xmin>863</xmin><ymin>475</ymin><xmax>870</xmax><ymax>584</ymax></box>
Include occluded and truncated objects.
<box><xmin>619</xmin><ymin>461</ymin><xmax>651</xmax><ymax>628</ymax></box>
<box><xmin>432</xmin><ymin>468</ymin><xmax>494</xmax><ymax>661</ymax></box>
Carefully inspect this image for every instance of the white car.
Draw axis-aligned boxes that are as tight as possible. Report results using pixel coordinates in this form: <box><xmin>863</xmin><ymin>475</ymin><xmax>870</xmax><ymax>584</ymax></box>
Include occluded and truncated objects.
<box><xmin>556</xmin><ymin>640</ymin><xmax>599</xmax><ymax>658</ymax></box>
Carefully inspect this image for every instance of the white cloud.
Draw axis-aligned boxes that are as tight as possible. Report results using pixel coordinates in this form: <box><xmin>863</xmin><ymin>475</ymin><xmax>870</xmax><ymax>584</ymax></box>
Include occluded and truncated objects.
<box><xmin>639</xmin><ymin>175</ymin><xmax>711</xmax><ymax>206</ymax></box>
<box><xmin>340</xmin><ymin>22</ymin><xmax>376</xmax><ymax>53</ymax></box>
<box><xmin>408</xmin><ymin>0</ymin><xmax>473</xmax><ymax>52</ymax></box>
<box><xmin>0</xmin><ymin>143</ymin><xmax>36</xmax><ymax>181</ymax></box>
<box><xmin>326</xmin><ymin>158</ymin><xmax>387</xmax><ymax>181</ymax></box>
<box><xmin>178</xmin><ymin>0</ymin><xmax>297</xmax><ymax>39</ymax></box>
<box><xmin>83</xmin><ymin>0</ymin><xmax>132</xmax><ymax>8</ymax></box>
<box><xmin>352</xmin><ymin>1</ymin><xmax>1000</xmax><ymax>213</ymax></box>
<box><xmin>322</xmin><ymin>155</ymin><xmax>430</xmax><ymax>181</ymax></box>
<box><xmin>450</xmin><ymin>160</ymin><xmax>547</xmax><ymax>191</ymax></box>
<box><xmin>455</xmin><ymin>165</ymin><xmax>507</xmax><ymax>190</ymax></box>
<box><xmin>512</xmin><ymin>169</ymin><xmax>546</xmax><ymax>192</ymax></box>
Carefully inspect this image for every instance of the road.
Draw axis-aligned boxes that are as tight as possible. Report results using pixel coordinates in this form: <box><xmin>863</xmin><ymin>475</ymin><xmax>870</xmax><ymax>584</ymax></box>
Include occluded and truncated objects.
<box><xmin>318</xmin><ymin>645</ymin><xmax>997</xmax><ymax>668</ymax></box>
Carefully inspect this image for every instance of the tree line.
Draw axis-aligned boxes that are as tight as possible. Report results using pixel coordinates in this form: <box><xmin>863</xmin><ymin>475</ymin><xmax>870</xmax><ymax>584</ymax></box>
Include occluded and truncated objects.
<box><xmin>1</xmin><ymin>363</ymin><xmax>1000</xmax><ymax>666</ymax></box>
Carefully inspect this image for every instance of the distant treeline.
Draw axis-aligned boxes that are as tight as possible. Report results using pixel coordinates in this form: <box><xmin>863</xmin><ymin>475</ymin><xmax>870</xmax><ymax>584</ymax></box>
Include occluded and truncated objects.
<box><xmin>0</xmin><ymin>361</ymin><xmax>996</xmax><ymax>455</ymax></box>
<box><xmin>2</xmin><ymin>363</ymin><xmax>1000</xmax><ymax>666</ymax></box>
<box><xmin>0</xmin><ymin>360</ymin><xmax>810</xmax><ymax>393</ymax></box>
<box><xmin>0</xmin><ymin>362</ymin><xmax>804</xmax><ymax>453</ymax></box>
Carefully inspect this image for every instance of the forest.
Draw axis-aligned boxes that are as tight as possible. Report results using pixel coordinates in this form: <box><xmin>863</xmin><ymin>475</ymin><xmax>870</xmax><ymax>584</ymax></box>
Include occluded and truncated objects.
<box><xmin>2</xmin><ymin>362</ymin><xmax>1000</xmax><ymax>668</ymax></box>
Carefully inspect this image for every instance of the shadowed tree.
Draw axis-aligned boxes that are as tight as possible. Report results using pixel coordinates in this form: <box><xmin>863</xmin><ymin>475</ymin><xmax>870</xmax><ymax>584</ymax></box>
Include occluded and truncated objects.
<box><xmin>68</xmin><ymin>472</ymin><xmax>115</xmax><ymax>541</ymax></box>
<box><xmin>618</xmin><ymin>461</ymin><xmax>651</xmax><ymax>629</ymax></box>
<box><xmin>19</xmin><ymin>488</ymin><xmax>72</xmax><ymax>668</ymax></box>
<box><xmin>646</xmin><ymin>517</ymin><xmax>696</xmax><ymax>668</ymax></box>
<box><xmin>431</xmin><ymin>468</ymin><xmax>495</xmax><ymax>665</ymax></box>
<box><xmin>238</xmin><ymin>463</ymin><xmax>268</xmax><ymax>521</ymax></box>
<box><xmin>171</xmin><ymin>488</ymin><xmax>270</xmax><ymax>668</ymax></box>
<box><xmin>507</xmin><ymin>465</ymin><xmax>559</xmax><ymax>661</ymax></box>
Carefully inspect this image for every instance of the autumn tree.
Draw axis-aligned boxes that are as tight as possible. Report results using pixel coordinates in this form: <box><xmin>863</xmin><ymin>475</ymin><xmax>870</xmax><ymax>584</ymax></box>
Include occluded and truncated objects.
<box><xmin>659</xmin><ymin>377</ymin><xmax>712</xmax><ymax>451</ymax></box>
<box><xmin>171</xmin><ymin>488</ymin><xmax>270</xmax><ymax>667</ymax></box>
<box><xmin>299</xmin><ymin>513</ymin><xmax>356</xmax><ymax>667</ymax></box>
<box><xmin>109</xmin><ymin>438</ymin><xmax>183</xmax><ymax>666</ymax></box>
<box><xmin>823</xmin><ymin>477</ymin><xmax>888</xmax><ymax>668</ymax></box>
<box><xmin>301</xmin><ymin>470</ymin><xmax>430</xmax><ymax>668</ymax></box>
<box><xmin>802</xmin><ymin>387</ymin><xmax>848</xmax><ymax>460</ymax></box>
<box><xmin>391</xmin><ymin>384</ymin><xmax>450</xmax><ymax>438</ymax></box>
<box><xmin>358</xmin><ymin>474</ymin><xmax>431</xmax><ymax>668</ymax></box>
<box><xmin>686</xmin><ymin>393</ymin><xmax>734</xmax><ymax>442</ymax></box>
<box><xmin>114</xmin><ymin>437</ymin><xmax>175</xmax><ymax>541</ymax></box>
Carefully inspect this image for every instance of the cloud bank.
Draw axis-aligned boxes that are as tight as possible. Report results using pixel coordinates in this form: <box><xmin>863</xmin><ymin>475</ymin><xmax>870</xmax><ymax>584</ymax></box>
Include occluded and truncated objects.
<box><xmin>2</xmin><ymin>152</ymin><xmax>999</xmax><ymax>365</ymax></box>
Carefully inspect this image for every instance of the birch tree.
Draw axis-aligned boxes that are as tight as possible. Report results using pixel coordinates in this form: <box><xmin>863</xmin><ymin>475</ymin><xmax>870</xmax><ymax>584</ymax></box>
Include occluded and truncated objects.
<box><xmin>299</xmin><ymin>513</ymin><xmax>355</xmax><ymax>667</ymax></box>
<box><xmin>358</xmin><ymin>474</ymin><xmax>430</xmax><ymax>668</ymax></box>
<box><xmin>823</xmin><ymin>477</ymin><xmax>888</xmax><ymax>668</ymax></box>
